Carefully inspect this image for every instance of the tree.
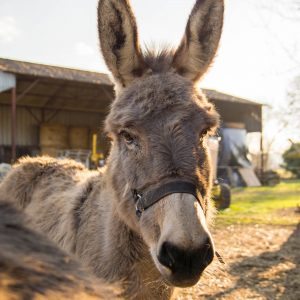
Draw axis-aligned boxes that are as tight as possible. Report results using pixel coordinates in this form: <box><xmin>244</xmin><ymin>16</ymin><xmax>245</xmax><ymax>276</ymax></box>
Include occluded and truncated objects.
<box><xmin>262</xmin><ymin>76</ymin><xmax>300</xmax><ymax>169</ymax></box>
<box><xmin>283</xmin><ymin>142</ymin><xmax>300</xmax><ymax>178</ymax></box>
<box><xmin>254</xmin><ymin>0</ymin><xmax>300</xmax><ymax>169</ymax></box>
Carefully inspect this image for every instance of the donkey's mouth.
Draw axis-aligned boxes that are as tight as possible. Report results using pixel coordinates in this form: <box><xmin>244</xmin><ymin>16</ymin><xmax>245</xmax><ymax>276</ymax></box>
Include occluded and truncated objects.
<box><xmin>157</xmin><ymin>262</ymin><xmax>206</xmax><ymax>288</ymax></box>
<box><xmin>158</xmin><ymin>260</ymin><xmax>209</xmax><ymax>288</ymax></box>
<box><xmin>163</xmin><ymin>274</ymin><xmax>203</xmax><ymax>288</ymax></box>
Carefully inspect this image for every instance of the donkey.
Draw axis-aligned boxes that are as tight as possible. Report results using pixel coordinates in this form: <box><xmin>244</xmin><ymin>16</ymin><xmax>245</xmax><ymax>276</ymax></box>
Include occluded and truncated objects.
<box><xmin>0</xmin><ymin>200</ymin><xmax>120</xmax><ymax>300</ymax></box>
<box><xmin>0</xmin><ymin>0</ymin><xmax>224</xmax><ymax>298</ymax></box>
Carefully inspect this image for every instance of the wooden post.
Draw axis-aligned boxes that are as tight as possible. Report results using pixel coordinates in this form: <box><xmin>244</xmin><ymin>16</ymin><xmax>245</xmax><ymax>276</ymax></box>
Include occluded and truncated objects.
<box><xmin>259</xmin><ymin>106</ymin><xmax>264</xmax><ymax>183</ymax></box>
<box><xmin>260</xmin><ymin>132</ymin><xmax>264</xmax><ymax>181</ymax></box>
<box><xmin>11</xmin><ymin>87</ymin><xmax>17</xmax><ymax>163</ymax></box>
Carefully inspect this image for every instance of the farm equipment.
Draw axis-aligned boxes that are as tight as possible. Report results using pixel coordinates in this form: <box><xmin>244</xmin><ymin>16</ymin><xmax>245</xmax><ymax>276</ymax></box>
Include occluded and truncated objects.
<box><xmin>0</xmin><ymin>163</ymin><xmax>11</xmax><ymax>182</ymax></box>
<box><xmin>58</xmin><ymin>149</ymin><xmax>91</xmax><ymax>168</ymax></box>
<box><xmin>208</xmin><ymin>138</ymin><xmax>231</xmax><ymax>210</ymax></box>
<box><xmin>212</xmin><ymin>181</ymin><xmax>231</xmax><ymax>210</ymax></box>
<box><xmin>91</xmin><ymin>134</ymin><xmax>106</xmax><ymax>168</ymax></box>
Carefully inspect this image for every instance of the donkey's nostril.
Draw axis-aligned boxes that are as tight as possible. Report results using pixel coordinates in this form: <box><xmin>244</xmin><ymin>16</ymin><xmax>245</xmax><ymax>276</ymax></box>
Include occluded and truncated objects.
<box><xmin>203</xmin><ymin>239</ymin><xmax>214</xmax><ymax>267</ymax></box>
<box><xmin>158</xmin><ymin>242</ymin><xmax>176</xmax><ymax>270</ymax></box>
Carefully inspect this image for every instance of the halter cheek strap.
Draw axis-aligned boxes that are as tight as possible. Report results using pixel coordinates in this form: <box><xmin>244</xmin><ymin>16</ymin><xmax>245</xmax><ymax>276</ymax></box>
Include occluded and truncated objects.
<box><xmin>132</xmin><ymin>181</ymin><xmax>204</xmax><ymax>218</ymax></box>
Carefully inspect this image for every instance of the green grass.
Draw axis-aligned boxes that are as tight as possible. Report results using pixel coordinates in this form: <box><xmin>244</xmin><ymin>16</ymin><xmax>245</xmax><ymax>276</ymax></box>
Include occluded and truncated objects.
<box><xmin>216</xmin><ymin>180</ymin><xmax>300</xmax><ymax>226</ymax></box>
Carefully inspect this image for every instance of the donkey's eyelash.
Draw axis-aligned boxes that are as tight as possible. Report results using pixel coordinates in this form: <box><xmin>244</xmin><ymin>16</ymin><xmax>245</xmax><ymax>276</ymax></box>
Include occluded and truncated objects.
<box><xmin>118</xmin><ymin>130</ymin><xmax>138</xmax><ymax>147</ymax></box>
<box><xmin>200</xmin><ymin>129</ymin><xmax>208</xmax><ymax>136</ymax></box>
<box><xmin>118</xmin><ymin>129</ymin><xmax>134</xmax><ymax>137</ymax></box>
<box><xmin>199</xmin><ymin>128</ymin><xmax>210</xmax><ymax>142</ymax></box>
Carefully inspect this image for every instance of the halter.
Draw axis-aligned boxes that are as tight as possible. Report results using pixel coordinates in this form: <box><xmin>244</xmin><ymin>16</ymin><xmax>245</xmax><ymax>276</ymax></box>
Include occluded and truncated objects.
<box><xmin>132</xmin><ymin>180</ymin><xmax>225</xmax><ymax>265</ymax></box>
<box><xmin>132</xmin><ymin>180</ymin><xmax>204</xmax><ymax>218</ymax></box>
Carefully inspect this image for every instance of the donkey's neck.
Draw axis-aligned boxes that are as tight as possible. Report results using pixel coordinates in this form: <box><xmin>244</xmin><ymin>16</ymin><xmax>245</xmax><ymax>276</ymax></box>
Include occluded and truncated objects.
<box><xmin>76</xmin><ymin>172</ymin><xmax>174</xmax><ymax>299</ymax></box>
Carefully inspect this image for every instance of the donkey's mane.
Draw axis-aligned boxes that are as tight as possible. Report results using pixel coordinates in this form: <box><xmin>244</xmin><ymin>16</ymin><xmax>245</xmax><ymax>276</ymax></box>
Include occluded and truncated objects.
<box><xmin>143</xmin><ymin>47</ymin><xmax>175</xmax><ymax>74</ymax></box>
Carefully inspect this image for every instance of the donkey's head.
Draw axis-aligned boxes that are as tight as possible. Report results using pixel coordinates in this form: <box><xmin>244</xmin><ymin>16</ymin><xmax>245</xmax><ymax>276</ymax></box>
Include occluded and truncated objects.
<box><xmin>98</xmin><ymin>0</ymin><xmax>224</xmax><ymax>287</ymax></box>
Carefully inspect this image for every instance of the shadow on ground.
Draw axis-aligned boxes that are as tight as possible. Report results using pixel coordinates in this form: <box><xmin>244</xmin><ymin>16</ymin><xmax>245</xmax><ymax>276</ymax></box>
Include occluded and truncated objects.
<box><xmin>207</xmin><ymin>223</ymin><xmax>300</xmax><ymax>300</ymax></box>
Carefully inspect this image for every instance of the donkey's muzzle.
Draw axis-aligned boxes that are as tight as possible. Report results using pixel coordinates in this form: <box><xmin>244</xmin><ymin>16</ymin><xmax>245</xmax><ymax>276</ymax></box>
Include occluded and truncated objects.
<box><xmin>158</xmin><ymin>238</ymin><xmax>214</xmax><ymax>287</ymax></box>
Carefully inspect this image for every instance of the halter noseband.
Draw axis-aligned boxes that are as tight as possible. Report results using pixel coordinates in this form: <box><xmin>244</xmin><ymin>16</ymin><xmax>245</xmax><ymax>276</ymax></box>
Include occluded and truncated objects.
<box><xmin>132</xmin><ymin>180</ymin><xmax>204</xmax><ymax>218</ymax></box>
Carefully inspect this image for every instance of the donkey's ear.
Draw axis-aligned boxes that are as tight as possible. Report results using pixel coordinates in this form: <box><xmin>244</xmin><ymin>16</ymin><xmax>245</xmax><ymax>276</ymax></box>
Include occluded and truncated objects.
<box><xmin>98</xmin><ymin>0</ymin><xmax>146</xmax><ymax>87</ymax></box>
<box><xmin>172</xmin><ymin>0</ymin><xmax>224</xmax><ymax>82</ymax></box>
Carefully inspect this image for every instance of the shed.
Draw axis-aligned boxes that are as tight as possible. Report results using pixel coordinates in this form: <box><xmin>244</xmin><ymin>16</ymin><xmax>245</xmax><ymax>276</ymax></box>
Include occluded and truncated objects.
<box><xmin>0</xmin><ymin>58</ymin><xmax>262</xmax><ymax>167</ymax></box>
<box><xmin>0</xmin><ymin>58</ymin><xmax>114</xmax><ymax>162</ymax></box>
<box><xmin>204</xmin><ymin>89</ymin><xmax>262</xmax><ymax>133</ymax></box>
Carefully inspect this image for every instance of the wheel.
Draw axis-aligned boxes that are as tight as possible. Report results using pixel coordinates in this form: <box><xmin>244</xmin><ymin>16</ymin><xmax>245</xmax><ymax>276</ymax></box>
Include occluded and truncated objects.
<box><xmin>218</xmin><ymin>183</ymin><xmax>231</xmax><ymax>210</ymax></box>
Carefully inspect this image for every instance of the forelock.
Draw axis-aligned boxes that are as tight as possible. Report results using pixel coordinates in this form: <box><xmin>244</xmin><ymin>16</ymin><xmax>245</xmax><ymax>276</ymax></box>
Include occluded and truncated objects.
<box><xmin>143</xmin><ymin>47</ymin><xmax>175</xmax><ymax>74</ymax></box>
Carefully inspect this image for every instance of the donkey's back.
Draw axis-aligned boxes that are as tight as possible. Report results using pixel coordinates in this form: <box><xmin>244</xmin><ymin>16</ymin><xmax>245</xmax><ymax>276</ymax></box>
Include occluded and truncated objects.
<box><xmin>0</xmin><ymin>156</ymin><xmax>102</xmax><ymax>252</ymax></box>
<box><xmin>0</xmin><ymin>156</ymin><xmax>89</xmax><ymax>208</ymax></box>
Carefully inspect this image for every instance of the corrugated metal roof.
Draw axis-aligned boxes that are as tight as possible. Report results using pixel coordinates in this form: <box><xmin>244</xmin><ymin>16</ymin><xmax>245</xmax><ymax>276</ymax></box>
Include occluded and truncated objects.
<box><xmin>0</xmin><ymin>58</ymin><xmax>112</xmax><ymax>86</ymax></box>
<box><xmin>203</xmin><ymin>89</ymin><xmax>262</xmax><ymax>106</ymax></box>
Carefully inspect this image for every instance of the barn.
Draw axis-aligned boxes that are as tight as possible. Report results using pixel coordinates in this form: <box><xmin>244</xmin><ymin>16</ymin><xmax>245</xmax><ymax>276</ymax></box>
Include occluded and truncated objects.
<box><xmin>0</xmin><ymin>58</ymin><xmax>263</xmax><ymax>185</ymax></box>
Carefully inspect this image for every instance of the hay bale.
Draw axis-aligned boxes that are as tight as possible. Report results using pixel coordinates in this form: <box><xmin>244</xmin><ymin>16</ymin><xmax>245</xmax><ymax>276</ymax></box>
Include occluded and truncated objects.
<box><xmin>69</xmin><ymin>127</ymin><xmax>89</xmax><ymax>149</ymax></box>
<box><xmin>40</xmin><ymin>123</ymin><xmax>68</xmax><ymax>148</ymax></box>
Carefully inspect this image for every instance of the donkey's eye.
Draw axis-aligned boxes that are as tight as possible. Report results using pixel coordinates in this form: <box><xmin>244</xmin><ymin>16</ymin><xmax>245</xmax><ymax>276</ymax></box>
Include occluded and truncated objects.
<box><xmin>200</xmin><ymin>129</ymin><xmax>208</xmax><ymax>138</ymax></box>
<box><xmin>119</xmin><ymin>130</ymin><xmax>135</xmax><ymax>145</ymax></box>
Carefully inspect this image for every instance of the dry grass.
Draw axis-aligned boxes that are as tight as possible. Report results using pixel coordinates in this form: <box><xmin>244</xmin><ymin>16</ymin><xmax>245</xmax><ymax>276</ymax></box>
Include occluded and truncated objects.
<box><xmin>176</xmin><ymin>224</ymin><xmax>299</xmax><ymax>300</ymax></box>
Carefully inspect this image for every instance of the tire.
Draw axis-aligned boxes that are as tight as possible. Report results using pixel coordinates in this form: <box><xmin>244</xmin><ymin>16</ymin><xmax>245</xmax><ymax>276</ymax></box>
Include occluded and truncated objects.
<box><xmin>218</xmin><ymin>183</ymin><xmax>231</xmax><ymax>210</ymax></box>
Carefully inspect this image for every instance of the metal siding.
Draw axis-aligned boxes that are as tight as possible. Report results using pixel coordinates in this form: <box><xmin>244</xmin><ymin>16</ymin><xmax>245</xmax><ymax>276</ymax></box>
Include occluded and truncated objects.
<box><xmin>50</xmin><ymin>110</ymin><xmax>104</xmax><ymax>128</ymax></box>
<box><xmin>18</xmin><ymin>107</ymin><xmax>40</xmax><ymax>146</ymax></box>
<box><xmin>0</xmin><ymin>105</ymin><xmax>40</xmax><ymax>146</ymax></box>
<box><xmin>0</xmin><ymin>105</ymin><xmax>10</xmax><ymax>144</ymax></box>
<box><xmin>0</xmin><ymin>72</ymin><xmax>16</xmax><ymax>93</ymax></box>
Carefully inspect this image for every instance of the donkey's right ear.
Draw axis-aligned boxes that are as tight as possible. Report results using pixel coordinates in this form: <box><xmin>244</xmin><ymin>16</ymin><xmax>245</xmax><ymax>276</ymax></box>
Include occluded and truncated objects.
<box><xmin>98</xmin><ymin>0</ymin><xmax>146</xmax><ymax>87</ymax></box>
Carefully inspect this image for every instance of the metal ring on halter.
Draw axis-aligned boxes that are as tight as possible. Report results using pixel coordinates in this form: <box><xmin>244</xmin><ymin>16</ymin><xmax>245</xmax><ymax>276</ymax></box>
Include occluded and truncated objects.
<box><xmin>134</xmin><ymin>193</ymin><xmax>144</xmax><ymax>218</ymax></box>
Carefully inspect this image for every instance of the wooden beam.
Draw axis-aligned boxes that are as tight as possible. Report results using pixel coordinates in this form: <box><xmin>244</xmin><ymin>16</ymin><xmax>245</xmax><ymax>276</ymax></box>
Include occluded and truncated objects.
<box><xmin>13</xmin><ymin>91</ymin><xmax>110</xmax><ymax>103</ymax></box>
<box><xmin>16</xmin><ymin>79</ymin><xmax>40</xmax><ymax>103</ymax></box>
<box><xmin>46</xmin><ymin>109</ymin><xmax>60</xmax><ymax>122</ymax></box>
<box><xmin>0</xmin><ymin>102</ymin><xmax>108</xmax><ymax>114</ymax></box>
<box><xmin>42</xmin><ymin>84</ymin><xmax>66</xmax><ymax>107</ymax></box>
<box><xmin>25</xmin><ymin>107</ymin><xmax>41</xmax><ymax>124</ymax></box>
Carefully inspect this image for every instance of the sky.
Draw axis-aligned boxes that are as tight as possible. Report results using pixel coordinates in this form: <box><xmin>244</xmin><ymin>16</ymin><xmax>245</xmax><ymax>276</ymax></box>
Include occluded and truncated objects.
<box><xmin>0</xmin><ymin>0</ymin><xmax>299</xmax><ymax>154</ymax></box>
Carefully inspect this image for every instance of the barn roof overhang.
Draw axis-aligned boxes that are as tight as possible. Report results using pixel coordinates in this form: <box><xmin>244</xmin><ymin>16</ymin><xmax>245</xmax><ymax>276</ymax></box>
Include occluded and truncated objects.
<box><xmin>0</xmin><ymin>58</ymin><xmax>114</xmax><ymax>114</ymax></box>
<box><xmin>203</xmin><ymin>89</ymin><xmax>263</xmax><ymax>133</ymax></box>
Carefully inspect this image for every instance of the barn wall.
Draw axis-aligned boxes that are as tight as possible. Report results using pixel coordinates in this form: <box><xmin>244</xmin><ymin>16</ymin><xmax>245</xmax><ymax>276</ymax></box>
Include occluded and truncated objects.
<box><xmin>0</xmin><ymin>104</ymin><xmax>106</xmax><ymax>146</ymax></box>
<box><xmin>0</xmin><ymin>105</ymin><xmax>39</xmax><ymax>146</ymax></box>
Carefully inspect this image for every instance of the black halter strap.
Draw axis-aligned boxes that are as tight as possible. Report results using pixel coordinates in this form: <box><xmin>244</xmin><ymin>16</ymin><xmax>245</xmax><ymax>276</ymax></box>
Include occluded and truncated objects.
<box><xmin>132</xmin><ymin>181</ymin><xmax>203</xmax><ymax>218</ymax></box>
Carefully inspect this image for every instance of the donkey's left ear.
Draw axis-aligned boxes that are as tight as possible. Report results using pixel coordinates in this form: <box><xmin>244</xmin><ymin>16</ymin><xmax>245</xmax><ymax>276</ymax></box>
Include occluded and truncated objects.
<box><xmin>172</xmin><ymin>0</ymin><xmax>224</xmax><ymax>82</ymax></box>
<box><xmin>98</xmin><ymin>0</ymin><xmax>146</xmax><ymax>87</ymax></box>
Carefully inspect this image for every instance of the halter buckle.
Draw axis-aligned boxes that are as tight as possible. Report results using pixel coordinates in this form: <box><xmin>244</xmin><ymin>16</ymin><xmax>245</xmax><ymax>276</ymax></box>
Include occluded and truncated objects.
<box><xmin>133</xmin><ymin>190</ymin><xmax>144</xmax><ymax>218</ymax></box>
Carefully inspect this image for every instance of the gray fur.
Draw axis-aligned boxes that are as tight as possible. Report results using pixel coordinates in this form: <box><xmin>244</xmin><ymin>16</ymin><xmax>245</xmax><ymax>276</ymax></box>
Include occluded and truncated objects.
<box><xmin>0</xmin><ymin>200</ymin><xmax>120</xmax><ymax>300</ymax></box>
<box><xmin>0</xmin><ymin>0</ymin><xmax>224</xmax><ymax>299</ymax></box>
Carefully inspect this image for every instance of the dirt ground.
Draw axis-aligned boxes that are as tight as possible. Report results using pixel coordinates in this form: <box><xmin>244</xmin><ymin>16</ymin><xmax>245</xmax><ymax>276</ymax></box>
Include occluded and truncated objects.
<box><xmin>176</xmin><ymin>224</ymin><xmax>300</xmax><ymax>300</ymax></box>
